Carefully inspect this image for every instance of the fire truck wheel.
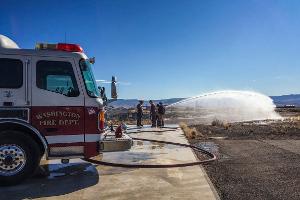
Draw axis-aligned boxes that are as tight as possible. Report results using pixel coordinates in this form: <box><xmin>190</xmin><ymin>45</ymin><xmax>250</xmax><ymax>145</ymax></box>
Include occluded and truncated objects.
<box><xmin>0</xmin><ymin>131</ymin><xmax>41</xmax><ymax>186</ymax></box>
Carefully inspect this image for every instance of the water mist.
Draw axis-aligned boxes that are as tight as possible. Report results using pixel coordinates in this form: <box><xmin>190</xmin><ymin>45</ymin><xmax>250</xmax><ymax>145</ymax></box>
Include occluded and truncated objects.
<box><xmin>167</xmin><ymin>90</ymin><xmax>282</xmax><ymax>125</ymax></box>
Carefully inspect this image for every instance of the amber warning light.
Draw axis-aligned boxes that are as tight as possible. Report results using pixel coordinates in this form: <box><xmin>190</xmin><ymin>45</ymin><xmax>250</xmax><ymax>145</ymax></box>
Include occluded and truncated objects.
<box><xmin>35</xmin><ymin>43</ymin><xmax>83</xmax><ymax>53</ymax></box>
<box><xmin>99</xmin><ymin>111</ymin><xmax>105</xmax><ymax>131</ymax></box>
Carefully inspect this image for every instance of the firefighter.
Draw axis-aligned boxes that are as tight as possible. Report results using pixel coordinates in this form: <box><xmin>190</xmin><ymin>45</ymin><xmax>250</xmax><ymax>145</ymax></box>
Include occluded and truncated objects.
<box><xmin>149</xmin><ymin>100</ymin><xmax>157</xmax><ymax>127</ymax></box>
<box><xmin>136</xmin><ymin>100</ymin><xmax>144</xmax><ymax>127</ymax></box>
<box><xmin>156</xmin><ymin>103</ymin><xmax>161</xmax><ymax>127</ymax></box>
<box><xmin>157</xmin><ymin>102</ymin><xmax>165</xmax><ymax>127</ymax></box>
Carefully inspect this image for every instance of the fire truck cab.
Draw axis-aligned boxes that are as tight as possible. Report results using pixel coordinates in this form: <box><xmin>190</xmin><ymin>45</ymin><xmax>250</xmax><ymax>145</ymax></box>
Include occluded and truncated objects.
<box><xmin>0</xmin><ymin>35</ymin><xmax>132</xmax><ymax>185</ymax></box>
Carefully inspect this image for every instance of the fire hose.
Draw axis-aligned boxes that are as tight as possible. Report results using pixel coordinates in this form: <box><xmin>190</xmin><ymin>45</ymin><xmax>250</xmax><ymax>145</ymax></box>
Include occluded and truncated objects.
<box><xmin>83</xmin><ymin>129</ymin><xmax>216</xmax><ymax>168</ymax></box>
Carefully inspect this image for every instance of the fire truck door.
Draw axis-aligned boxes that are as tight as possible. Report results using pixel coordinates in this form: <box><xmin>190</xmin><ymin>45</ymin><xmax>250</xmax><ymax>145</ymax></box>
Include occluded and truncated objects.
<box><xmin>31</xmin><ymin>57</ymin><xmax>85</xmax><ymax>156</ymax></box>
<box><xmin>0</xmin><ymin>55</ymin><xmax>31</xmax><ymax>109</ymax></box>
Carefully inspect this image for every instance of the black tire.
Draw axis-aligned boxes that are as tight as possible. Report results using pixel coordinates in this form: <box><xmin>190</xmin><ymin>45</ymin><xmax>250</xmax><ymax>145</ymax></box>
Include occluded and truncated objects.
<box><xmin>0</xmin><ymin>131</ymin><xmax>41</xmax><ymax>186</ymax></box>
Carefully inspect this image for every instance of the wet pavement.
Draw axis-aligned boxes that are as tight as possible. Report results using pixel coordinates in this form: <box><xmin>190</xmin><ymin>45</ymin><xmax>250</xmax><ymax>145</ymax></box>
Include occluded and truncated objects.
<box><xmin>0</xmin><ymin>125</ymin><xmax>219</xmax><ymax>200</ymax></box>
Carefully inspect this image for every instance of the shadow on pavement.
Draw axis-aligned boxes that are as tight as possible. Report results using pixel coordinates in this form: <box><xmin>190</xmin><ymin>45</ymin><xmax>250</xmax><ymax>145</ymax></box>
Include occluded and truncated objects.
<box><xmin>0</xmin><ymin>163</ymin><xmax>99</xmax><ymax>200</ymax></box>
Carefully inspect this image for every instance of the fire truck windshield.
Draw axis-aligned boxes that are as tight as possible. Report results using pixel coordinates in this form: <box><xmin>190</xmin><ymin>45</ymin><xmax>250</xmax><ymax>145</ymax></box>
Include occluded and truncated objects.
<box><xmin>79</xmin><ymin>59</ymin><xmax>100</xmax><ymax>98</ymax></box>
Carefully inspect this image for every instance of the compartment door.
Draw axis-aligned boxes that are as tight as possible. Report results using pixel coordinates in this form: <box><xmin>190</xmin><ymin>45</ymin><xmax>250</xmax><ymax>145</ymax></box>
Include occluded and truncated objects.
<box><xmin>0</xmin><ymin>55</ymin><xmax>31</xmax><ymax>108</ymax></box>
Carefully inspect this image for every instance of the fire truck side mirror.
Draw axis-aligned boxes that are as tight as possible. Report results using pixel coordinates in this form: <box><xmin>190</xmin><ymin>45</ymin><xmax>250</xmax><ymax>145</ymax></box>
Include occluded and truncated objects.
<box><xmin>111</xmin><ymin>76</ymin><xmax>117</xmax><ymax>99</ymax></box>
<box><xmin>89</xmin><ymin>57</ymin><xmax>95</xmax><ymax>64</ymax></box>
<box><xmin>98</xmin><ymin>86</ymin><xmax>107</xmax><ymax>103</ymax></box>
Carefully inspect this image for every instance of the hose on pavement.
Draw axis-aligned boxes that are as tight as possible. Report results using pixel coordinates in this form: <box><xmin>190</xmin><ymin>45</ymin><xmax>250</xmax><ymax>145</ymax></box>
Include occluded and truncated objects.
<box><xmin>83</xmin><ymin>130</ymin><xmax>216</xmax><ymax>168</ymax></box>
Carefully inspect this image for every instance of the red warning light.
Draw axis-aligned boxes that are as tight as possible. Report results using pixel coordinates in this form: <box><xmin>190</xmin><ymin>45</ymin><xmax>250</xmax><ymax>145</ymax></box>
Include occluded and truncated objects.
<box><xmin>57</xmin><ymin>43</ymin><xmax>83</xmax><ymax>52</ymax></box>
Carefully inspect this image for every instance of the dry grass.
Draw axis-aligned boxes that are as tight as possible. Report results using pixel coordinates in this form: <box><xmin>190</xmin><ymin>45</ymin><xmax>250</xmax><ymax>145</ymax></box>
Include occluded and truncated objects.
<box><xmin>223</xmin><ymin>122</ymin><xmax>231</xmax><ymax>130</ymax></box>
<box><xmin>211</xmin><ymin>118</ymin><xmax>231</xmax><ymax>129</ymax></box>
<box><xmin>289</xmin><ymin>116</ymin><xmax>300</xmax><ymax>122</ymax></box>
<box><xmin>211</xmin><ymin>119</ymin><xmax>231</xmax><ymax>130</ymax></box>
<box><xmin>179</xmin><ymin>122</ymin><xmax>203</xmax><ymax>139</ymax></box>
<box><xmin>211</xmin><ymin>118</ymin><xmax>224</xmax><ymax>126</ymax></box>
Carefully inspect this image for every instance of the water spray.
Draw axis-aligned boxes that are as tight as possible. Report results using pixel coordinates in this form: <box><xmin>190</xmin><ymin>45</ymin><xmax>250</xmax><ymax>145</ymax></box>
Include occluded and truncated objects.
<box><xmin>167</xmin><ymin>90</ymin><xmax>282</xmax><ymax>125</ymax></box>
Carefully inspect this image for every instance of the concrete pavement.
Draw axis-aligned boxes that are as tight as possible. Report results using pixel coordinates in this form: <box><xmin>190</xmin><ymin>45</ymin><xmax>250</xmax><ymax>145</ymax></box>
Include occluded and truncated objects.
<box><xmin>0</xmin><ymin>126</ymin><xmax>218</xmax><ymax>200</ymax></box>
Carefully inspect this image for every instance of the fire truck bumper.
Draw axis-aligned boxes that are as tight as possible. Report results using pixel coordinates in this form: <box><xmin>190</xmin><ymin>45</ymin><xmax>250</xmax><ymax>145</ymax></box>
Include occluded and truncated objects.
<box><xmin>99</xmin><ymin>133</ymin><xmax>133</xmax><ymax>152</ymax></box>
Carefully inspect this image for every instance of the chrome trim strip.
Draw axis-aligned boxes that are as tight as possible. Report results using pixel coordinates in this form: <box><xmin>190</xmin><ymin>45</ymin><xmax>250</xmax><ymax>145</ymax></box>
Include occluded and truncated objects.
<box><xmin>50</xmin><ymin>146</ymin><xmax>84</xmax><ymax>155</ymax></box>
<box><xmin>46</xmin><ymin>134</ymin><xmax>101</xmax><ymax>144</ymax></box>
<box><xmin>85</xmin><ymin>134</ymin><xmax>100</xmax><ymax>142</ymax></box>
<box><xmin>46</xmin><ymin>135</ymin><xmax>84</xmax><ymax>144</ymax></box>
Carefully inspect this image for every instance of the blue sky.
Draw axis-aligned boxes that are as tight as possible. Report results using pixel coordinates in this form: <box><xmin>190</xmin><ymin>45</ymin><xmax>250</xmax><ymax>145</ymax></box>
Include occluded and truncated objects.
<box><xmin>1</xmin><ymin>0</ymin><xmax>300</xmax><ymax>99</ymax></box>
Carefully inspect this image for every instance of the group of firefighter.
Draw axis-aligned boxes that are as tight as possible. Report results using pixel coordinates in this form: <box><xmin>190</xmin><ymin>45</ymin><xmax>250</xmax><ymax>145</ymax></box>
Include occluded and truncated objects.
<box><xmin>136</xmin><ymin>100</ymin><xmax>165</xmax><ymax>128</ymax></box>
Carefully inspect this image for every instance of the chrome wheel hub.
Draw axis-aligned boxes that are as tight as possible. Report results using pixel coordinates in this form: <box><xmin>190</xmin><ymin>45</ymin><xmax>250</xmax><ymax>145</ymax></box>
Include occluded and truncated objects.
<box><xmin>0</xmin><ymin>145</ymin><xmax>26</xmax><ymax>176</ymax></box>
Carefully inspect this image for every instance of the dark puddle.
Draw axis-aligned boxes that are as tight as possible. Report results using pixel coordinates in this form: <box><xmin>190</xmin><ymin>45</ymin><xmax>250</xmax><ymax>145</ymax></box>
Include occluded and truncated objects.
<box><xmin>134</xmin><ymin>140</ymin><xmax>181</xmax><ymax>150</ymax></box>
<box><xmin>195</xmin><ymin>142</ymin><xmax>230</xmax><ymax>160</ymax></box>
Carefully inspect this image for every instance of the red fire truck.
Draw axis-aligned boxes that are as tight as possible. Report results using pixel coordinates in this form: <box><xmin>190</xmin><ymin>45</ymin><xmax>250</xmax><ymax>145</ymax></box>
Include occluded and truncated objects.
<box><xmin>0</xmin><ymin>35</ymin><xmax>132</xmax><ymax>185</ymax></box>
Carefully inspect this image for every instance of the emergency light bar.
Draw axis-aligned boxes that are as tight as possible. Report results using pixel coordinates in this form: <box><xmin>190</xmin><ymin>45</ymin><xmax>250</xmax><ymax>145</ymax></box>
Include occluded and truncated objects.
<box><xmin>35</xmin><ymin>43</ymin><xmax>83</xmax><ymax>52</ymax></box>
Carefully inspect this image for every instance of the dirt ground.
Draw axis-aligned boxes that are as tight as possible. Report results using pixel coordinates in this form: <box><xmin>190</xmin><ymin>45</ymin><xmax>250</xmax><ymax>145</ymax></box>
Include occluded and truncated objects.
<box><xmin>189</xmin><ymin>108</ymin><xmax>300</xmax><ymax>200</ymax></box>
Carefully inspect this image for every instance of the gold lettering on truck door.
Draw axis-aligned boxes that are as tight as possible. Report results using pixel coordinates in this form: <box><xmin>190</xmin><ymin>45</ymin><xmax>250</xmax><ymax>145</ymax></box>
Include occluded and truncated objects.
<box><xmin>36</xmin><ymin>110</ymin><xmax>80</xmax><ymax>127</ymax></box>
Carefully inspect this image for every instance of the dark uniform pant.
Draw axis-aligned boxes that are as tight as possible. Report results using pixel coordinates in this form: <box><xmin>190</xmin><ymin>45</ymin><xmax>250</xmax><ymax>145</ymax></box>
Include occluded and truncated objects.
<box><xmin>157</xmin><ymin>114</ymin><xmax>164</xmax><ymax>127</ymax></box>
<box><xmin>137</xmin><ymin>114</ymin><xmax>142</xmax><ymax>126</ymax></box>
<box><xmin>151</xmin><ymin>114</ymin><xmax>156</xmax><ymax>127</ymax></box>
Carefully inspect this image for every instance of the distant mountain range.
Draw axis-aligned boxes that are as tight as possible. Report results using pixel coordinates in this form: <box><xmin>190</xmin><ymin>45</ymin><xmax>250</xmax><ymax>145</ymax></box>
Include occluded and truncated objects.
<box><xmin>109</xmin><ymin>98</ymin><xmax>184</xmax><ymax>108</ymax></box>
<box><xmin>109</xmin><ymin>94</ymin><xmax>300</xmax><ymax>108</ymax></box>
<box><xmin>270</xmin><ymin>94</ymin><xmax>300</xmax><ymax>107</ymax></box>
